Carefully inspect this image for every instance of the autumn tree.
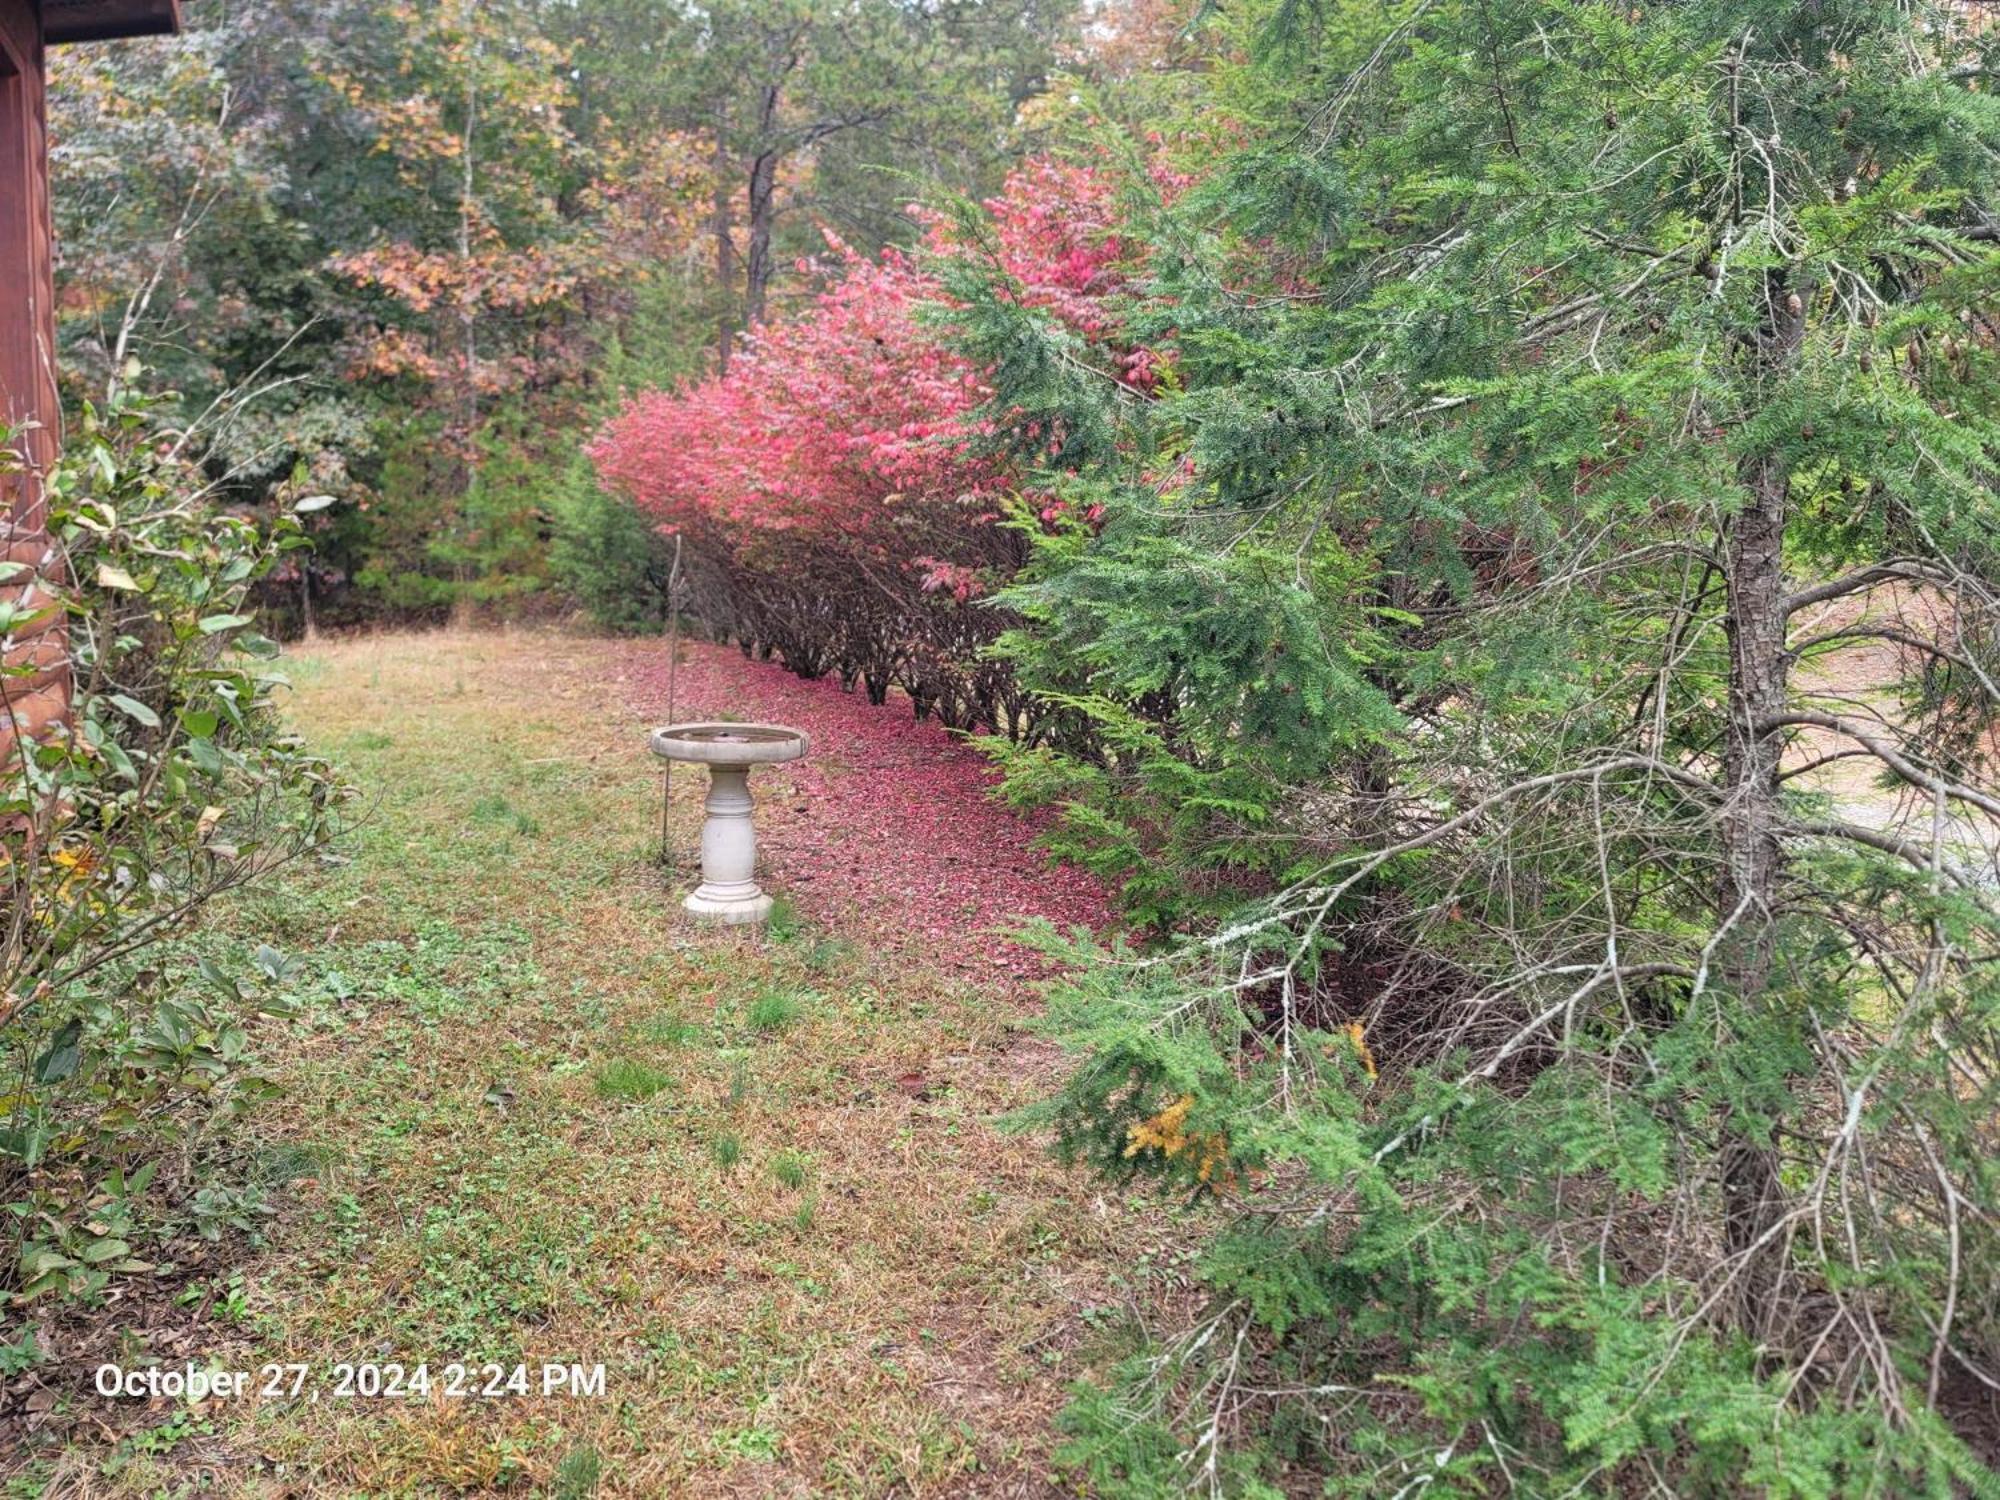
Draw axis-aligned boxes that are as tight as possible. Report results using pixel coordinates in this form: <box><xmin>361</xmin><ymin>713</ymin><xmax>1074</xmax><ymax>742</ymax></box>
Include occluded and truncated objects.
<box><xmin>593</xmin><ymin>156</ymin><xmax>1148</xmax><ymax>725</ymax></box>
<box><xmin>48</xmin><ymin>0</ymin><xmax>715</xmax><ymax>622</ymax></box>
<box><xmin>559</xmin><ymin>0</ymin><xmax>1079</xmax><ymax>368</ymax></box>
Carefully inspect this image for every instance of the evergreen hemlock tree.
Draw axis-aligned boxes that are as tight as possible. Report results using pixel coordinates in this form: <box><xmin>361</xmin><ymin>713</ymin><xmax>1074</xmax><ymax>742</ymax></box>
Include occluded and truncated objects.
<box><xmin>965</xmin><ymin>0</ymin><xmax>2000</xmax><ymax>1490</ymax></box>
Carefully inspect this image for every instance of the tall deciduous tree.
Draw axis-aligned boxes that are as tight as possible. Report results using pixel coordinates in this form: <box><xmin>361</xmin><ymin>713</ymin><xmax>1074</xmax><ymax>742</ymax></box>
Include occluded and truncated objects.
<box><xmin>563</xmin><ymin>0</ymin><xmax>1077</xmax><ymax>365</ymax></box>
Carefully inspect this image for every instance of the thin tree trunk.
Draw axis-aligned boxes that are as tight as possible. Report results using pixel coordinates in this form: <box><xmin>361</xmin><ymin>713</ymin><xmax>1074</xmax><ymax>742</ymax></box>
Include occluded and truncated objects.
<box><xmin>742</xmin><ymin>44</ymin><xmax>794</xmax><ymax>331</ymax></box>
<box><xmin>453</xmin><ymin>8</ymin><xmax>480</xmax><ymax>628</ymax></box>
<box><xmin>1713</xmin><ymin>279</ymin><xmax>1808</xmax><ymax>1330</ymax></box>
<box><xmin>744</xmin><ymin>149</ymin><xmax>779</xmax><ymax>328</ymax></box>
<box><xmin>1717</xmin><ymin>451</ymin><xmax>1789</xmax><ymax>1313</ymax></box>
<box><xmin>711</xmin><ymin>112</ymin><xmax>735</xmax><ymax>373</ymax></box>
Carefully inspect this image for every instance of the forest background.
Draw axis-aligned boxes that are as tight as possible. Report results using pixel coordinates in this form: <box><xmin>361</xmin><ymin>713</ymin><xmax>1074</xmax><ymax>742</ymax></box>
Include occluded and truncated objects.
<box><xmin>46</xmin><ymin>0</ymin><xmax>1170</xmax><ymax>633</ymax></box>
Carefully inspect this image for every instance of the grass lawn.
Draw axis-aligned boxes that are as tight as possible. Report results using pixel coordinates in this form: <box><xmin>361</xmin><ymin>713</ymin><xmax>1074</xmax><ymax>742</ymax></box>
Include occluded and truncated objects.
<box><xmin>53</xmin><ymin>629</ymin><xmax>1180</xmax><ymax>1497</ymax></box>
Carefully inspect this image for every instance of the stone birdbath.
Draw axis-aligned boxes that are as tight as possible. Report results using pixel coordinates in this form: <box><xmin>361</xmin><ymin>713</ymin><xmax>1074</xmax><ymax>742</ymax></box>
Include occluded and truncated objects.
<box><xmin>650</xmin><ymin>722</ymin><xmax>809</xmax><ymax>925</ymax></box>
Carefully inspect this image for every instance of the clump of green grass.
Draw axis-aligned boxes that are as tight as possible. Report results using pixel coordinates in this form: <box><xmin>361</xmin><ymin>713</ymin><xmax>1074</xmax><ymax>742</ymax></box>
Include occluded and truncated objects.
<box><xmin>770</xmin><ymin>1151</ymin><xmax>809</xmax><ymax>1191</ymax></box>
<box><xmin>551</xmin><ymin>1444</ymin><xmax>602</xmax><ymax>1498</ymax></box>
<box><xmin>761</xmin><ymin>900</ymin><xmax>854</xmax><ymax>974</ymax></box>
<box><xmin>710</xmin><ymin>1132</ymin><xmax>743</xmax><ymax>1172</ymax></box>
<box><xmin>469</xmin><ymin>792</ymin><xmax>539</xmax><ymax>836</ymax></box>
<box><xmin>636</xmin><ymin>1014</ymin><xmax>705</xmax><ymax>1047</ymax></box>
<box><xmin>469</xmin><ymin>793</ymin><xmax>513</xmax><ymax>823</ymax></box>
<box><xmin>727</xmin><ymin>1056</ymin><xmax>752</xmax><ymax>1108</ymax></box>
<box><xmin>792</xmin><ymin>1195</ymin><xmax>817</xmax><ymax>1233</ymax></box>
<box><xmin>765</xmin><ymin>895</ymin><xmax>802</xmax><ymax>941</ymax></box>
<box><xmin>801</xmin><ymin>936</ymin><xmax>854</xmax><ymax>974</ymax></box>
<box><xmin>595</xmin><ymin>1058</ymin><xmax>673</xmax><ymax>1101</ymax></box>
<box><xmin>746</xmin><ymin>989</ymin><xmax>804</xmax><ymax>1034</ymax></box>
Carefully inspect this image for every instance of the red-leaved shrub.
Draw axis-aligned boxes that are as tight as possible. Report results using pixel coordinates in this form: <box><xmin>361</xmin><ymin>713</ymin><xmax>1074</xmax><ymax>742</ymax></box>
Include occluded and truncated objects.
<box><xmin>590</xmin><ymin>157</ymin><xmax>1148</xmax><ymax>733</ymax></box>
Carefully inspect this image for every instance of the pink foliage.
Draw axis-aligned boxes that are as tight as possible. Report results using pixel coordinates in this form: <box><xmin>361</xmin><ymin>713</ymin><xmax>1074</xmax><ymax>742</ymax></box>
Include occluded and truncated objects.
<box><xmin>590</xmin><ymin>153</ymin><xmax>1160</xmax><ymax>737</ymax></box>
<box><xmin>589</xmin><ymin>155</ymin><xmax>1147</xmax><ymax>572</ymax></box>
<box><xmin>975</xmin><ymin>156</ymin><xmax>1138</xmax><ymax>338</ymax></box>
<box><xmin>590</xmin><ymin>239</ymin><xmax>977</xmax><ymax>566</ymax></box>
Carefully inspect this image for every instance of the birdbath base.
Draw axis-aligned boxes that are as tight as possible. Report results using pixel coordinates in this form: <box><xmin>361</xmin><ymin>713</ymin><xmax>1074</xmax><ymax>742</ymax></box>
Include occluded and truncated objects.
<box><xmin>650</xmin><ymin>723</ymin><xmax>810</xmax><ymax>929</ymax></box>
<box><xmin>684</xmin><ymin>885</ymin><xmax>774</xmax><ymax>925</ymax></box>
<box><xmin>685</xmin><ymin>760</ymin><xmax>771</xmax><ymax>923</ymax></box>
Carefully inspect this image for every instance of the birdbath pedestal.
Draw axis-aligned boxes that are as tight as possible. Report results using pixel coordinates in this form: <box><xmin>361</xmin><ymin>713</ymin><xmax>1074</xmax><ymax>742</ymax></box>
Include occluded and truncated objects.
<box><xmin>650</xmin><ymin>722</ymin><xmax>809</xmax><ymax>925</ymax></box>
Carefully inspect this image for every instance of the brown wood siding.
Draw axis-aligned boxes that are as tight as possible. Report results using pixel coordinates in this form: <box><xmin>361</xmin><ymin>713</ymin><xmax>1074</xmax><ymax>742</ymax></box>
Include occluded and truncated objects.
<box><xmin>0</xmin><ymin>0</ymin><xmax>70</xmax><ymax>754</ymax></box>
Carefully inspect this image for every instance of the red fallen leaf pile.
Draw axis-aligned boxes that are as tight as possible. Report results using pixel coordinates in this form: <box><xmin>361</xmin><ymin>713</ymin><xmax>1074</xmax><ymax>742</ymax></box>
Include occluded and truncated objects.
<box><xmin>620</xmin><ymin>640</ymin><xmax>1119</xmax><ymax>980</ymax></box>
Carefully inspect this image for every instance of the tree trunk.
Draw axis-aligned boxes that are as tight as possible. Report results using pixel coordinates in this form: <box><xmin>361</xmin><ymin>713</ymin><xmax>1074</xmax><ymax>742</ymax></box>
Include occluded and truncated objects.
<box><xmin>1714</xmin><ymin>280</ymin><xmax>1808</xmax><ymax>1330</ymax></box>
<box><xmin>452</xmin><ymin>10</ymin><xmax>479</xmax><ymax>631</ymax></box>
<box><xmin>299</xmin><ymin>557</ymin><xmax>318</xmax><ymax>642</ymax></box>
<box><xmin>742</xmin><ymin>51</ymin><xmax>791</xmax><ymax>331</ymax></box>
<box><xmin>1716</xmin><ymin>450</ymin><xmax>1790</xmax><ymax>1317</ymax></box>
<box><xmin>711</xmin><ymin>113</ymin><xmax>735</xmax><ymax>373</ymax></box>
<box><xmin>744</xmin><ymin>147</ymin><xmax>779</xmax><ymax>328</ymax></box>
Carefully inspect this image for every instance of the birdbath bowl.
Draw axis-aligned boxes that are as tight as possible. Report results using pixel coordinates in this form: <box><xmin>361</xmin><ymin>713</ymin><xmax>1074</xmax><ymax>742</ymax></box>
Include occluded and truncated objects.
<box><xmin>650</xmin><ymin>722</ymin><xmax>809</xmax><ymax>925</ymax></box>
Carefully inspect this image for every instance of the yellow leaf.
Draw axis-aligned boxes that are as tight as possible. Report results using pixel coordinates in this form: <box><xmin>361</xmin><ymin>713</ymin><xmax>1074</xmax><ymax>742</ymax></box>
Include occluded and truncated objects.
<box><xmin>1345</xmin><ymin>1021</ymin><xmax>1377</xmax><ymax>1079</ymax></box>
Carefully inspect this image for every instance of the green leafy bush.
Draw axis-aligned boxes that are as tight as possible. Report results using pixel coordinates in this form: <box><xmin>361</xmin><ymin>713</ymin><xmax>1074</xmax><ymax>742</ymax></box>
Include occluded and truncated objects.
<box><xmin>2</xmin><ymin>392</ymin><xmax>347</xmax><ymax>1303</ymax></box>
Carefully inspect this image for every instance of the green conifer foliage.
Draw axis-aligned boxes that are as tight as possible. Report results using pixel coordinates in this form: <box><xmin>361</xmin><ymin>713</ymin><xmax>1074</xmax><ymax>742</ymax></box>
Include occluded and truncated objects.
<box><xmin>974</xmin><ymin>0</ymin><xmax>2000</xmax><ymax>1488</ymax></box>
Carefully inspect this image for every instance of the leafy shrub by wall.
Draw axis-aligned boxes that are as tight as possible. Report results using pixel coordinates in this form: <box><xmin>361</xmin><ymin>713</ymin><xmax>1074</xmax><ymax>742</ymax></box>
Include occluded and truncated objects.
<box><xmin>2</xmin><ymin>393</ymin><xmax>347</xmax><ymax>1306</ymax></box>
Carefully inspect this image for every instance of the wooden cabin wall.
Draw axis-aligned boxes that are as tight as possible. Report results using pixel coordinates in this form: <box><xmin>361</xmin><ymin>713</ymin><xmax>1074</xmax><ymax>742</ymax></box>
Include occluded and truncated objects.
<box><xmin>0</xmin><ymin>0</ymin><xmax>69</xmax><ymax>757</ymax></box>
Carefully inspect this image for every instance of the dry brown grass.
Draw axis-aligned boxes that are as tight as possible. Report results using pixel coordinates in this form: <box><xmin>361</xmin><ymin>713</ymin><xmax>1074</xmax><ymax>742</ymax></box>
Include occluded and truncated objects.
<box><xmin>61</xmin><ymin>628</ymin><xmax>1183</xmax><ymax>1497</ymax></box>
